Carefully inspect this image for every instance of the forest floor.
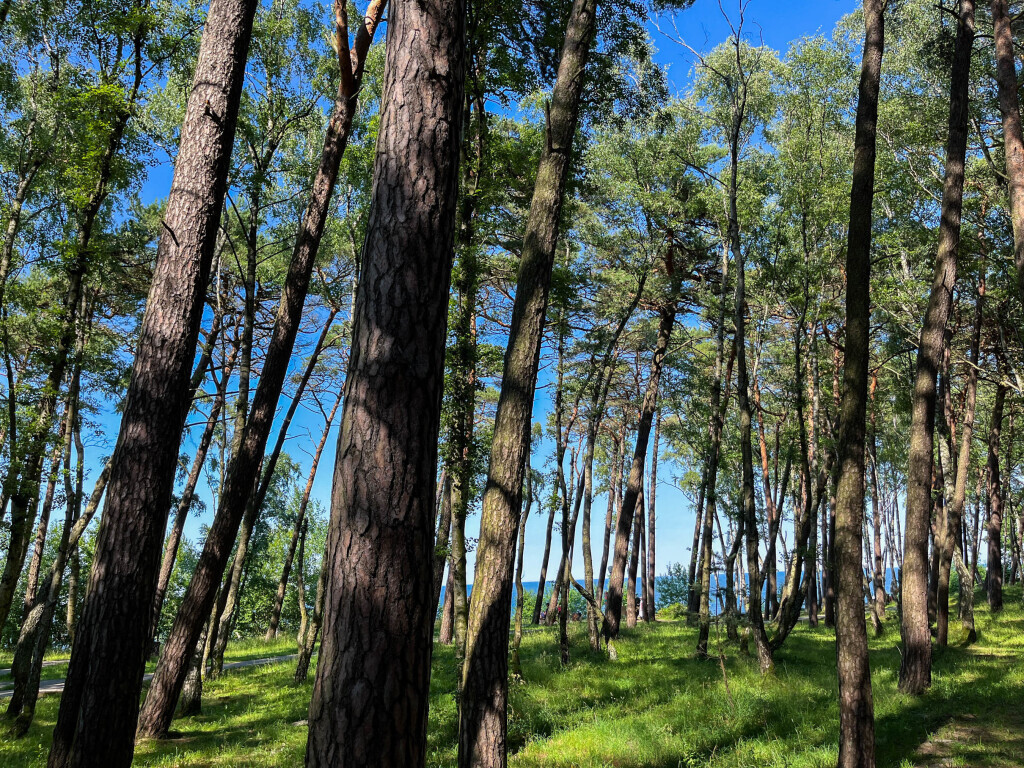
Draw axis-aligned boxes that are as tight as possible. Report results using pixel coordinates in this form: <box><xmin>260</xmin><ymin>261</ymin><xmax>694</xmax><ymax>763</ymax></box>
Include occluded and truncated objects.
<box><xmin>0</xmin><ymin>588</ymin><xmax>1021</xmax><ymax>767</ymax></box>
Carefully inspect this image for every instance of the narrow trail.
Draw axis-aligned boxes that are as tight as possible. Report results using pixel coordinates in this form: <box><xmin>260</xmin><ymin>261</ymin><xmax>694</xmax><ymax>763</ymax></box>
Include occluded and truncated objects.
<box><xmin>0</xmin><ymin>654</ymin><xmax>298</xmax><ymax>700</ymax></box>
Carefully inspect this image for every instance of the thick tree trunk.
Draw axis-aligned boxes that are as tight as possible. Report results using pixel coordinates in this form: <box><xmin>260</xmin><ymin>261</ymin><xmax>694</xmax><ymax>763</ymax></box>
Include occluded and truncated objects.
<box><xmin>137</xmin><ymin>3</ymin><xmax>386</xmax><ymax>734</ymax></box>
<box><xmin>458</xmin><ymin>2</ymin><xmax>597</xmax><ymax>764</ymax></box>
<box><xmin>47</xmin><ymin>2</ymin><xmax>257</xmax><ymax>763</ymax></box>
<box><xmin>834</xmin><ymin>2</ymin><xmax>883</xmax><ymax>765</ymax></box>
<box><xmin>304</xmin><ymin>1</ymin><xmax>465</xmax><ymax>763</ymax></box>
<box><xmin>900</xmin><ymin>0</ymin><xmax>974</xmax><ymax>696</ymax></box>
<box><xmin>991</xmin><ymin>0</ymin><xmax>1024</xmax><ymax>299</ymax></box>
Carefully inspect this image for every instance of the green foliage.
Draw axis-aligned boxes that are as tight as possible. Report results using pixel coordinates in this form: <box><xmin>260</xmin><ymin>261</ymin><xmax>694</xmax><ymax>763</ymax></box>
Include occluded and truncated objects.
<box><xmin>655</xmin><ymin>561</ymin><xmax>689</xmax><ymax>610</ymax></box>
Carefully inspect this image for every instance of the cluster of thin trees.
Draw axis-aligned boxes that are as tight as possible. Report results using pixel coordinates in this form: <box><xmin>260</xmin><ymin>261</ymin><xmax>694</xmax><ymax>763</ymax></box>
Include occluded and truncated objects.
<box><xmin>2</xmin><ymin>0</ymin><xmax>1024</xmax><ymax>767</ymax></box>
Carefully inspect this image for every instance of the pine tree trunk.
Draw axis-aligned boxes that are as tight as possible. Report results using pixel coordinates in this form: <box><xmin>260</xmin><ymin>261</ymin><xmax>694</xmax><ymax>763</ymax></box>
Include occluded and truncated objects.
<box><xmin>603</xmin><ymin>301</ymin><xmax>675</xmax><ymax>641</ymax></box>
<box><xmin>991</xmin><ymin>0</ymin><xmax>1024</xmax><ymax>299</ymax></box>
<box><xmin>458</xmin><ymin>2</ymin><xmax>597</xmax><ymax>763</ymax></box>
<box><xmin>152</xmin><ymin>344</ymin><xmax>236</xmax><ymax>641</ymax></box>
<box><xmin>533</xmin><ymin>502</ymin><xmax>557</xmax><ymax>625</ymax></box>
<box><xmin>136</xmin><ymin>11</ymin><xmax>384</xmax><ymax>715</ymax></box>
<box><xmin>266</xmin><ymin>387</ymin><xmax>343</xmax><ymax>640</ymax></box>
<box><xmin>900</xmin><ymin>0</ymin><xmax>974</xmax><ymax>695</ymax></box>
<box><xmin>304</xmin><ymin>0</ymin><xmax>465</xmax><ymax>762</ymax></box>
<box><xmin>834</xmin><ymin>2</ymin><xmax>883</xmax><ymax>764</ymax></box>
<box><xmin>47</xmin><ymin>2</ymin><xmax>257</xmax><ymax>762</ymax></box>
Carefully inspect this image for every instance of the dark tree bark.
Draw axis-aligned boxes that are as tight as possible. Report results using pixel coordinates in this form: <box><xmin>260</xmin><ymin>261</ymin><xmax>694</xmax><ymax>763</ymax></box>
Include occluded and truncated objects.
<box><xmin>46</xmin><ymin>1</ymin><xmax>257</xmax><ymax>763</ymax></box>
<box><xmin>899</xmin><ymin>0</ymin><xmax>974</xmax><ymax>696</ymax></box>
<box><xmin>991</xmin><ymin>0</ymin><xmax>1024</xmax><ymax>299</ymax></box>
<box><xmin>458</xmin><ymin>2</ymin><xmax>597</xmax><ymax>764</ymax></box>
<box><xmin>834</xmin><ymin>2</ymin><xmax>883</xmax><ymax>765</ymax></box>
<box><xmin>136</xmin><ymin>4</ymin><xmax>385</xmax><ymax>736</ymax></box>
<box><xmin>303</xmin><ymin>0</ymin><xmax>465</xmax><ymax>763</ymax></box>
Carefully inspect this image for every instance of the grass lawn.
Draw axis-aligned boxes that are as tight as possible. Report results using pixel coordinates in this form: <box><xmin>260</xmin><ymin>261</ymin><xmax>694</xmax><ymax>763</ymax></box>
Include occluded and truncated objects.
<box><xmin>1</xmin><ymin>588</ymin><xmax>1022</xmax><ymax>767</ymax></box>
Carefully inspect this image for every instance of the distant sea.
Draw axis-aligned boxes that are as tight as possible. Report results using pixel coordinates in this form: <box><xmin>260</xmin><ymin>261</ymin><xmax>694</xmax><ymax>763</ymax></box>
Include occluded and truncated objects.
<box><xmin>441</xmin><ymin>569</ymin><xmax>900</xmax><ymax>617</ymax></box>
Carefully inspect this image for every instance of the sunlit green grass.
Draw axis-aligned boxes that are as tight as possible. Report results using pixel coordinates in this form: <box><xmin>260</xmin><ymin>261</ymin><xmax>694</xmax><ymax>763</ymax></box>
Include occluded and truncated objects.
<box><xmin>1</xmin><ymin>589</ymin><xmax>1022</xmax><ymax>767</ymax></box>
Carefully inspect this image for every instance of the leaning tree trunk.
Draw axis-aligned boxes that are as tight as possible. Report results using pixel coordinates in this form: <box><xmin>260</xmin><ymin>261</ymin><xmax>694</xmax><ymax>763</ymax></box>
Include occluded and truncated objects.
<box><xmin>603</xmin><ymin>298</ymin><xmax>676</xmax><ymax>642</ymax></box>
<box><xmin>151</xmin><ymin>343</ymin><xmax>237</xmax><ymax>641</ymax></box>
<box><xmin>304</xmin><ymin>0</ymin><xmax>465</xmax><ymax>764</ymax></box>
<box><xmin>136</xmin><ymin>5</ymin><xmax>385</xmax><ymax>737</ymax></box>
<box><xmin>835</xmin><ymin>2</ymin><xmax>883</xmax><ymax>766</ymax></box>
<box><xmin>7</xmin><ymin>459</ymin><xmax>111</xmax><ymax>733</ymax></box>
<box><xmin>458</xmin><ymin>2</ymin><xmax>597</xmax><ymax>765</ymax></box>
<box><xmin>47</xmin><ymin>1</ymin><xmax>257</xmax><ymax>764</ymax></box>
<box><xmin>210</xmin><ymin>311</ymin><xmax>338</xmax><ymax>675</ymax></box>
<box><xmin>266</xmin><ymin>386</ymin><xmax>343</xmax><ymax>640</ymax></box>
<box><xmin>899</xmin><ymin>0</ymin><xmax>974</xmax><ymax>696</ymax></box>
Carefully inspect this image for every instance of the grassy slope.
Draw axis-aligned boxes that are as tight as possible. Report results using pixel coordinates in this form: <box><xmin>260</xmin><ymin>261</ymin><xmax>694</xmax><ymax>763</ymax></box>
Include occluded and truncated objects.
<box><xmin>1</xmin><ymin>589</ymin><xmax>1021</xmax><ymax>767</ymax></box>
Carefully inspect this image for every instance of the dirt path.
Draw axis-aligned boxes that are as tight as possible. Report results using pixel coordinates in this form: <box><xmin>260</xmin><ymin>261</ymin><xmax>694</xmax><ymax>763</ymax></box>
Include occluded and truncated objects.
<box><xmin>0</xmin><ymin>654</ymin><xmax>298</xmax><ymax>700</ymax></box>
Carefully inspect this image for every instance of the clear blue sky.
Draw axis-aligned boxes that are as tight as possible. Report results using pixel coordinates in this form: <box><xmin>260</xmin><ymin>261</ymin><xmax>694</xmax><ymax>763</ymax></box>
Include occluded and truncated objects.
<box><xmin>91</xmin><ymin>0</ymin><xmax>858</xmax><ymax>588</ymax></box>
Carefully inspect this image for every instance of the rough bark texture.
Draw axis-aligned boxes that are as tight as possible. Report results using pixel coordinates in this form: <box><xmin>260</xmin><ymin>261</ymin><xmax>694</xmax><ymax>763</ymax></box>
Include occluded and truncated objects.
<box><xmin>137</xmin><ymin>4</ymin><xmax>385</xmax><ymax>738</ymax></box>
<box><xmin>304</xmin><ymin>0</ymin><xmax>465</xmax><ymax>763</ymax></box>
<box><xmin>991</xmin><ymin>0</ymin><xmax>1024</xmax><ymax>299</ymax></box>
<box><xmin>46</xmin><ymin>2</ymin><xmax>256</xmax><ymax>764</ymax></box>
<box><xmin>834</xmin><ymin>2</ymin><xmax>883</xmax><ymax>765</ymax></box>
<box><xmin>899</xmin><ymin>0</ymin><xmax>973</xmax><ymax>696</ymax></box>
<box><xmin>458</xmin><ymin>2</ymin><xmax>597</xmax><ymax>765</ymax></box>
